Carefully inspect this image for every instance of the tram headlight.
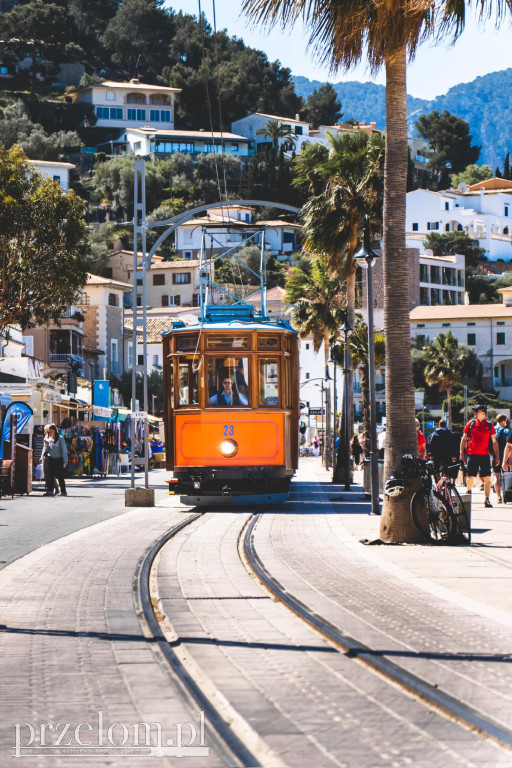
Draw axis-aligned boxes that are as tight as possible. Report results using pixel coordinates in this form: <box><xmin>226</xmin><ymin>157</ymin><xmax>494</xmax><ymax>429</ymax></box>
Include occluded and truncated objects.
<box><xmin>220</xmin><ymin>439</ymin><xmax>238</xmax><ymax>457</ymax></box>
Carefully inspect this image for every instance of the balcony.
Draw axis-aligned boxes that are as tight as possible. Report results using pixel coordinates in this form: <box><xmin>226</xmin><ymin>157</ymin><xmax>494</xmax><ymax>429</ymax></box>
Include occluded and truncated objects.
<box><xmin>50</xmin><ymin>353</ymin><xmax>72</xmax><ymax>362</ymax></box>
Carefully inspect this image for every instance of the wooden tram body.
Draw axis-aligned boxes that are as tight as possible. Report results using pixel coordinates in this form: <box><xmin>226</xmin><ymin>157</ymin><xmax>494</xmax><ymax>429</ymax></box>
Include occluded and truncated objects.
<box><xmin>163</xmin><ymin>305</ymin><xmax>300</xmax><ymax>505</ymax></box>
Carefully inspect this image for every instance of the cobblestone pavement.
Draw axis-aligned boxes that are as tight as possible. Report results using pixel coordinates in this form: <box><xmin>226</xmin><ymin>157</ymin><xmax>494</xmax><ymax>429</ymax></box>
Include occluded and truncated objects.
<box><xmin>0</xmin><ymin>478</ymin><xmax>226</xmax><ymax>768</ymax></box>
<box><xmin>157</xmin><ymin>494</ymin><xmax>511</xmax><ymax>767</ymax></box>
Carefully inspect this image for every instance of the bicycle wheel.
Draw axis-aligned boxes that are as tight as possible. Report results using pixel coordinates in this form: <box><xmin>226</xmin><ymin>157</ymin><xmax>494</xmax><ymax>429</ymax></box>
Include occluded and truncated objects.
<box><xmin>411</xmin><ymin>489</ymin><xmax>453</xmax><ymax>543</ymax></box>
<box><xmin>447</xmin><ymin>484</ymin><xmax>471</xmax><ymax>544</ymax></box>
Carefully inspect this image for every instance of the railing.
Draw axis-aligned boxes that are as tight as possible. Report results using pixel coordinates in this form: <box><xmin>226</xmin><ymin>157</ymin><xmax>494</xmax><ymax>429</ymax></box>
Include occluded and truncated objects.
<box><xmin>50</xmin><ymin>353</ymin><xmax>72</xmax><ymax>362</ymax></box>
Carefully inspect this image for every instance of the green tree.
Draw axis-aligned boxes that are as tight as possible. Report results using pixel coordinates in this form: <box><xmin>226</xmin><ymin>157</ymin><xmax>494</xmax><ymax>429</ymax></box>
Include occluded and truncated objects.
<box><xmin>255</xmin><ymin>119</ymin><xmax>297</xmax><ymax>152</ymax></box>
<box><xmin>302</xmin><ymin>83</ymin><xmax>343</xmax><ymax>128</ymax></box>
<box><xmin>215</xmin><ymin>244</ymin><xmax>285</xmax><ymax>289</ymax></box>
<box><xmin>465</xmin><ymin>272</ymin><xmax>501</xmax><ymax>304</ymax></box>
<box><xmin>423</xmin><ymin>332</ymin><xmax>478</xmax><ymax>426</ymax></box>
<box><xmin>85</xmin><ymin>222</ymin><xmax>119</xmax><ymax>275</ymax></box>
<box><xmin>3</xmin><ymin>1</ymin><xmax>77</xmax><ymax>95</ymax></box>
<box><xmin>451</xmin><ymin>164</ymin><xmax>494</xmax><ymax>188</ymax></box>
<box><xmin>0</xmin><ymin>144</ymin><xmax>88</xmax><ymax>329</ymax></box>
<box><xmin>110</xmin><ymin>367</ymin><xmax>163</xmax><ymax>414</ymax></box>
<box><xmin>415</xmin><ymin>110</ymin><xmax>481</xmax><ymax>189</ymax></box>
<box><xmin>102</xmin><ymin>0</ymin><xmax>174</xmax><ymax>79</ymax></box>
<box><xmin>242</xmin><ymin>0</ymin><xmax>476</xmax><ymax>543</ymax></box>
<box><xmin>333</xmin><ymin>317</ymin><xmax>386</xmax><ymax>456</ymax></box>
<box><xmin>424</xmin><ymin>231</ymin><xmax>485</xmax><ymax>269</ymax></box>
<box><xmin>0</xmin><ymin>102</ymin><xmax>80</xmax><ymax>161</ymax></box>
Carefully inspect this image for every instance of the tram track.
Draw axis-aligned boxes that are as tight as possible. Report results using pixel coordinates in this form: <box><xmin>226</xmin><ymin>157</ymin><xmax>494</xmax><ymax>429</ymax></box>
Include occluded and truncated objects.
<box><xmin>242</xmin><ymin>512</ymin><xmax>512</xmax><ymax>756</ymax></box>
<box><xmin>133</xmin><ymin>511</ymin><xmax>262</xmax><ymax>768</ymax></box>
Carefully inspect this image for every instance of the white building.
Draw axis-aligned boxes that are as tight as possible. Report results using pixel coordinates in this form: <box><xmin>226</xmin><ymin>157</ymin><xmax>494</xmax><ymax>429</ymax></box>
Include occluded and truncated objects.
<box><xmin>410</xmin><ymin>287</ymin><xmax>512</xmax><ymax>400</ymax></box>
<box><xmin>231</xmin><ymin>112</ymin><xmax>311</xmax><ymax>153</ymax></box>
<box><xmin>406</xmin><ymin>178</ymin><xmax>512</xmax><ymax>262</ymax></box>
<box><xmin>27</xmin><ymin>160</ymin><xmax>74</xmax><ymax>191</ymax></box>
<box><xmin>69</xmin><ymin>79</ymin><xmax>181</xmax><ymax>131</ymax></box>
<box><xmin>111</xmin><ymin>127</ymin><xmax>251</xmax><ymax>158</ymax></box>
<box><xmin>418</xmin><ymin>251</ymin><xmax>465</xmax><ymax>306</ymax></box>
<box><xmin>175</xmin><ymin>206</ymin><xmax>257</xmax><ymax>259</ymax></box>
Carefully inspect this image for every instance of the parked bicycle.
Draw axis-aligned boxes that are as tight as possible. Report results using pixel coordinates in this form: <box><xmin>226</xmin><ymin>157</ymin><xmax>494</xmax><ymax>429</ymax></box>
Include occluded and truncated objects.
<box><xmin>385</xmin><ymin>456</ymin><xmax>471</xmax><ymax>545</ymax></box>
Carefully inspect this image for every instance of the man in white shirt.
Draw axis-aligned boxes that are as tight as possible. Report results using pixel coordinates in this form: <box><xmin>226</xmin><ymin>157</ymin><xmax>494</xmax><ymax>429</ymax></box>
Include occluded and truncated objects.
<box><xmin>210</xmin><ymin>377</ymin><xmax>248</xmax><ymax>406</ymax></box>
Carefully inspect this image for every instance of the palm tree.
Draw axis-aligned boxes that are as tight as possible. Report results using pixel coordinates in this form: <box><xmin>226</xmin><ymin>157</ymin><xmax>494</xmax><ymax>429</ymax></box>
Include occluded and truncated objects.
<box><xmin>335</xmin><ymin>318</ymin><xmax>386</xmax><ymax>456</ymax></box>
<box><xmin>293</xmin><ymin>131</ymin><xmax>384</xmax><ymax>483</ymax></box>
<box><xmin>242</xmin><ymin>0</ymin><xmax>474</xmax><ymax>542</ymax></box>
<box><xmin>255</xmin><ymin>119</ymin><xmax>297</xmax><ymax>153</ymax></box>
<box><xmin>285</xmin><ymin>255</ymin><xmax>345</xmax><ymax>466</ymax></box>
<box><xmin>423</xmin><ymin>331</ymin><xmax>473</xmax><ymax>426</ymax></box>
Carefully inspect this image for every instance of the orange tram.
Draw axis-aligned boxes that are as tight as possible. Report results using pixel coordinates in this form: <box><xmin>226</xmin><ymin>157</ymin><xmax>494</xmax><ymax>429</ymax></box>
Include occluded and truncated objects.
<box><xmin>163</xmin><ymin>305</ymin><xmax>300</xmax><ymax>505</ymax></box>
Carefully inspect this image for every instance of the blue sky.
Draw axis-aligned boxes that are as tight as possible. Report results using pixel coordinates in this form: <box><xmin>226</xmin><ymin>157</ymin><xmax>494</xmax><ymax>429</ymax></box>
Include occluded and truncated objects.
<box><xmin>165</xmin><ymin>1</ymin><xmax>512</xmax><ymax>100</ymax></box>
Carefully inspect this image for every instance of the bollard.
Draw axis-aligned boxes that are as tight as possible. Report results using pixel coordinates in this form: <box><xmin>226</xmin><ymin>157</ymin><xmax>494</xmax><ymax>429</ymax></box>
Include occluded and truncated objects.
<box><xmin>125</xmin><ymin>487</ymin><xmax>155</xmax><ymax>507</ymax></box>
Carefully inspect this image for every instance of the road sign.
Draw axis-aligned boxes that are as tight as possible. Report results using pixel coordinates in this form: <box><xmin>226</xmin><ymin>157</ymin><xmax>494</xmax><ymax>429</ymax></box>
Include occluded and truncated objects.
<box><xmin>308</xmin><ymin>407</ymin><xmax>323</xmax><ymax>415</ymax></box>
<box><xmin>131</xmin><ymin>411</ymin><xmax>147</xmax><ymax>420</ymax></box>
<box><xmin>427</xmin><ymin>420</ymin><xmax>434</xmax><ymax>429</ymax></box>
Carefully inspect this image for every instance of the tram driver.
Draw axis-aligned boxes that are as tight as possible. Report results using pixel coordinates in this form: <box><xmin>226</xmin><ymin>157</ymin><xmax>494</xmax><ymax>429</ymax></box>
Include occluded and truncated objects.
<box><xmin>209</xmin><ymin>368</ymin><xmax>248</xmax><ymax>406</ymax></box>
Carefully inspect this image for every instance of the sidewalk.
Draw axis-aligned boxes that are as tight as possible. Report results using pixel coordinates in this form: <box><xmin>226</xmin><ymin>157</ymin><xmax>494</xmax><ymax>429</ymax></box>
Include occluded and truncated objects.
<box><xmin>305</xmin><ymin>457</ymin><xmax>512</xmax><ymax>626</ymax></box>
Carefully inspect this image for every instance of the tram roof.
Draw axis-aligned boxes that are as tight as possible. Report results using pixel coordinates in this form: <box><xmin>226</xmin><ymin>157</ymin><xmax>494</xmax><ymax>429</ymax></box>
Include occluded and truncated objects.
<box><xmin>162</xmin><ymin>318</ymin><xmax>296</xmax><ymax>335</ymax></box>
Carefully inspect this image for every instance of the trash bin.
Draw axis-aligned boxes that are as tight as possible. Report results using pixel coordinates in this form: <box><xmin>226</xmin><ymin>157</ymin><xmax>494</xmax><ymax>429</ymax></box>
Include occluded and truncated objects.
<box><xmin>363</xmin><ymin>457</ymin><xmax>385</xmax><ymax>497</ymax></box>
<box><xmin>458</xmin><ymin>492</ymin><xmax>471</xmax><ymax>531</ymax></box>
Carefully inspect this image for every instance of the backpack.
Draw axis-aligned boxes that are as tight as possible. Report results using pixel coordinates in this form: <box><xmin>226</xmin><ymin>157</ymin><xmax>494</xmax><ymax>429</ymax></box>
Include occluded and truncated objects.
<box><xmin>495</xmin><ymin>425</ymin><xmax>511</xmax><ymax>456</ymax></box>
<box><xmin>428</xmin><ymin>427</ymin><xmax>455</xmax><ymax>459</ymax></box>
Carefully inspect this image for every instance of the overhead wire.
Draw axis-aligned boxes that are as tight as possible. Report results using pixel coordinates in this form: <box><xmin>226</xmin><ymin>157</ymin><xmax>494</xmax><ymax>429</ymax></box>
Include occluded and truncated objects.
<box><xmin>211</xmin><ymin>0</ymin><xmax>229</xmax><ymax>203</ymax></box>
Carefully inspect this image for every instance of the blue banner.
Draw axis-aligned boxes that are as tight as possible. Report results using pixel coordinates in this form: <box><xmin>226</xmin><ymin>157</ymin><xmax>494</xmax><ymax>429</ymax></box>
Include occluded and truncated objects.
<box><xmin>0</xmin><ymin>401</ymin><xmax>33</xmax><ymax>459</ymax></box>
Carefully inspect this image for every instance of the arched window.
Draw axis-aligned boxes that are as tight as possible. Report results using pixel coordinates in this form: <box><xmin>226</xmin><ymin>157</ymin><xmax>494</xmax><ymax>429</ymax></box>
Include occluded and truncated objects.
<box><xmin>127</xmin><ymin>93</ymin><xmax>146</xmax><ymax>104</ymax></box>
<box><xmin>149</xmin><ymin>94</ymin><xmax>169</xmax><ymax>105</ymax></box>
<box><xmin>504</xmin><ymin>227</ymin><xmax>509</xmax><ymax>235</ymax></box>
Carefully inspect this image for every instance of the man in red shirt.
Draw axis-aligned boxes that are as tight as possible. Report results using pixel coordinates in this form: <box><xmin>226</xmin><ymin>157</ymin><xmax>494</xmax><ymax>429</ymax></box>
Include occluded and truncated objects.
<box><xmin>460</xmin><ymin>404</ymin><xmax>499</xmax><ymax>507</ymax></box>
<box><xmin>415</xmin><ymin>418</ymin><xmax>427</xmax><ymax>458</ymax></box>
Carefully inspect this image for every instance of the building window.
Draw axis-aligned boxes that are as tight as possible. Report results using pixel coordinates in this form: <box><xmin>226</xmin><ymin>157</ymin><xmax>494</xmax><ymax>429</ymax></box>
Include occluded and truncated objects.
<box><xmin>416</xmin><ymin>324</ymin><xmax>425</xmax><ymax>328</ymax></box>
<box><xmin>444</xmin><ymin>201</ymin><xmax>449</xmax><ymax>210</ymax></box>
<box><xmin>419</xmin><ymin>287</ymin><xmax>430</xmax><ymax>305</ymax></box>
<box><xmin>427</xmin><ymin>221</ymin><xmax>440</xmax><ymax>230</ymax></box>
<box><xmin>445</xmin><ymin>224</ymin><xmax>450</xmax><ymax>232</ymax></box>
<box><xmin>497</xmin><ymin>332</ymin><xmax>506</xmax><ymax>345</ymax></box>
<box><xmin>467</xmin><ymin>333</ymin><xmax>476</xmax><ymax>345</ymax></box>
<box><xmin>412</xmin><ymin>222</ymin><xmax>419</xmax><ymax>231</ymax></box>
<box><xmin>110</xmin><ymin>108</ymin><xmax>123</xmax><ymax>120</ymax></box>
<box><xmin>505</xmin><ymin>206</ymin><xmax>509</xmax><ymax>217</ymax></box>
<box><xmin>497</xmin><ymin>321</ymin><xmax>505</xmax><ymax>326</ymax></box>
<box><xmin>174</xmin><ymin>294</ymin><xmax>181</xmax><ymax>306</ymax></box>
<box><xmin>504</xmin><ymin>227</ymin><xmax>509</xmax><ymax>235</ymax></box>
<box><xmin>97</xmin><ymin>106</ymin><xmax>109</xmax><ymax>119</ymax></box>
<box><xmin>138</xmin><ymin>354</ymin><xmax>144</xmax><ymax>366</ymax></box>
<box><xmin>306</xmin><ymin>372</ymin><xmax>310</xmax><ymax>379</ymax></box>
<box><xmin>305</xmin><ymin>343</ymin><xmax>310</xmax><ymax>349</ymax></box>
<box><xmin>127</xmin><ymin>108</ymin><xmax>146</xmax><ymax>121</ymax></box>
<box><xmin>430</xmin><ymin>266</ymin><xmax>441</xmax><ymax>284</ymax></box>
<box><xmin>150</xmin><ymin>109</ymin><xmax>160</xmax><ymax>122</ymax></box>
<box><xmin>136</xmin><ymin>278</ymin><xmax>142</xmax><ymax>286</ymax></box>
<box><xmin>160</xmin><ymin>110</ymin><xmax>171</xmax><ymax>122</ymax></box>
<box><xmin>184</xmin><ymin>251</ymin><xmax>192</xmax><ymax>259</ymax></box>
<box><xmin>231</xmin><ymin>143</ymin><xmax>239</xmax><ymax>151</ymax></box>
<box><xmin>161</xmin><ymin>295</ymin><xmax>169</xmax><ymax>306</ymax></box>
<box><xmin>467</xmin><ymin>322</ymin><xmax>475</xmax><ymax>326</ymax></box>
<box><xmin>108</xmin><ymin>292</ymin><xmax>119</xmax><ymax>307</ymax></box>
<box><xmin>431</xmin><ymin>288</ymin><xmax>441</xmax><ymax>305</ymax></box>
<box><xmin>153</xmin><ymin>274</ymin><xmax>165</xmax><ymax>286</ymax></box>
<box><xmin>153</xmin><ymin>354</ymin><xmax>159</xmax><ymax>366</ymax></box>
<box><xmin>442</xmin><ymin>322</ymin><xmax>451</xmax><ymax>327</ymax></box>
<box><xmin>133</xmin><ymin>141</ymin><xmax>142</xmax><ymax>150</ymax></box>
<box><xmin>106</xmin><ymin>91</ymin><xmax>115</xmax><ymax>100</ymax></box>
<box><xmin>173</xmin><ymin>272</ymin><xmax>191</xmax><ymax>285</ymax></box>
<box><xmin>136</xmin><ymin>295</ymin><xmax>142</xmax><ymax>306</ymax></box>
<box><xmin>419</xmin><ymin>264</ymin><xmax>429</xmax><ymax>282</ymax></box>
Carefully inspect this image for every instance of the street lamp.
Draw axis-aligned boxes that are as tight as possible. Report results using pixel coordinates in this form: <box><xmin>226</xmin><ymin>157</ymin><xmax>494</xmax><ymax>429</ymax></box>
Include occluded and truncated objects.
<box><xmin>339</xmin><ymin>313</ymin><xmax>352</xmax><ymax>490</ymax></box>
<box><xmin>327</xmin><ymin>355</ymin><xmax>338</xmax><ymax>471</ymax></box>
<box><xmin>354</xmin><ymin>215</ymin><xmax>380</xmax><ymax>516</ymax></box>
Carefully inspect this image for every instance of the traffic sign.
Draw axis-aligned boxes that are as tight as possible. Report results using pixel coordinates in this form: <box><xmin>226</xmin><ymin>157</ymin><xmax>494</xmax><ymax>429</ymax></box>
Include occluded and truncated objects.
<box><xmin>308</xmin><ymin>407</ymin><xmax>323</xmax><ymax>415</ymax></box>
<box><xmin>427</xmin><ymin>420</ymin><xmax>434</xmax><ymax>429</ymax></box>
<box><xmin>131</xmin><ymin>411</ymin><xmax>147</xmax><ymax>419</ymax></box>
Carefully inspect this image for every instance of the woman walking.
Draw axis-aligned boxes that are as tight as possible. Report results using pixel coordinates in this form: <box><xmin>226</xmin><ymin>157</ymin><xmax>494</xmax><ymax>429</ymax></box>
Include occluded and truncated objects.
<box><xmin>42</xmin><ymin>424</ymin><xmax>68</xmax><ymax>497</ymax></box>
<box><xmin>41</xmin><ymin>424</ymin><xmax>59</xmax><ymax>496</ymax></box>
<box><xmin>350</xmin><ymin>434</ymin><xmax>364</xmax><ymax>467</ymax></box>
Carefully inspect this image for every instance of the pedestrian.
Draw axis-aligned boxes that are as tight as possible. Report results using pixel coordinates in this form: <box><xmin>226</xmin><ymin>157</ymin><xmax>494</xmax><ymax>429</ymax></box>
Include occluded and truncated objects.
<box><xmin>377</xmin><ymin>427</ymin><xmax>386</xmax><ymax>459</ymax></box>
<box><xmin>312</xmin><ymin>436</ymin><xmax>319</xmax><ymax>457</ymax></box>
<box><xmin>41</xmin><ymin>424</ymin><xmax>59</xmax><ymax>496</ymax></box>
<box><xmin>415</xmin><ymin>418</ymin><xmax>427</xmax><ymax>459</ymax></box>
<box><xmin>493</xmin><ymin>413</ymin><xmax>511</xmax><ymax>503</ymax></box>
<box><xmin>43</xmin><ymin>424</ymin><xmax>68</xmax><ymax>497</ymax></box>
<box><xmin>427</xmin><ymin>418</ymin><xmax>458</xmax><ymax>471</ymax></box>
<box><xmin>460</xmin><ymin>404</ymin><xmax>499</xmax><ymax>508</ymax></box>
<box><xmin>350</xmin><ymin>434</ymin><xmax>364</xmax><ymax>467</ymax></box>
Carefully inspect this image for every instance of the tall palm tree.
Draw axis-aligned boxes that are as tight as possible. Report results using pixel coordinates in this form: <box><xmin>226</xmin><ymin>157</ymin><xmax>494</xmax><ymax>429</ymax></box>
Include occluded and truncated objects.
<box><xmin>285</xmin><ymin>255</ymin><xmax>345</xmax><ymax>466</ymax></box>
<box><xmin>255</xmin><ymin>119</ymin><xmax>297</xmax><ymax>152</ymax></box>
<box><xmin>242</xmin><ymin>0</ymin><xmax>476</xmax><ymax>542</ymax></box>
<box><xmin>423</xmin><ymin>331</ymin><xmax>472</xmax><ymax>426</ymax></box>
<box><xmin>293</xmin><ymin>131</ymin><xmax>384</xmax><ymax>483</ymax></box>
<box><xmin>334</xmin><ymin>318</ymin><xmax>386</xmax><ymax>456</ymax></box>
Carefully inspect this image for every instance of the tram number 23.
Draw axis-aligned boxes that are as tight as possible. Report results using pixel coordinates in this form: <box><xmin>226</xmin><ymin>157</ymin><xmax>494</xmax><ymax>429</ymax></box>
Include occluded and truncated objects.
<box><xmin>223</xmin><ymin>425</ymin><xmax>234</xmax><ymax>436</ymax></box>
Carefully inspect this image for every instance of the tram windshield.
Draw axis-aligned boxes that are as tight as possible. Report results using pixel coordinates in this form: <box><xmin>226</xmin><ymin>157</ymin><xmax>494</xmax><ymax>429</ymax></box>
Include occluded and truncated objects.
<box><xmin>259</xmin><ymin>358</ymin><xmax>279</xmax><ymax>407</ymax></box>
<box><xmin>208</xmin><ymin>357</ymin><xmax>250</xmax><ymax>407</ymax></box>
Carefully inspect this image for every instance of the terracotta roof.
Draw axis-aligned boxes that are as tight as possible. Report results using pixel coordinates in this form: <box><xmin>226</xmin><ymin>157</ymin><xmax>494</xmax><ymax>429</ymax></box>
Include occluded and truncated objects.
<box><xmin>468</xmin><ymin>177</ymin><xmax>512</xmax><ymax>192</ymax></box>
<box><xmin>178</xmin><ymin>215</ymin><xmax>256</xmax><ymax>228</ymax></box>
<box><xmin>86</xmin><ymin>273</ymin><xmax>131</xmax><ymax>289</ymax></box>
<box><xmin>125</xmin><ymin>317</ymin><xmax>177</xmax><ymax>343</ymax></box>
<box><xmin>410</xmin><ymin>304</ymin><xmax>511</xmax><ymax>321</ymax></box>
<box><xmin>259</xmin><ymin>220</ymin><xmax>301</xmax><ymax>228</ymax></box>
<box><xmin>128</xmin><ymin>260</ymin><xmax>200</xmax><ymax>272</ymax></box>
<box><xmin>77</xmin><ymin>80</ymin><xmax>181</xmax><ymax>93</ymax></box>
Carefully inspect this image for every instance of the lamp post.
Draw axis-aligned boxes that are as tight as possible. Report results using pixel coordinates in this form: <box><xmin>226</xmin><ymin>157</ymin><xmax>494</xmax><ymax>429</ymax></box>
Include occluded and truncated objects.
<box><xmin>328</xmin><ymin>355</ymin><xmax>338</xmax><ymax>471</ymax></box>
<box><xmin>324</xmin><ymin>365</ymin><xmax>332</xmax><ymax>470</ymax></box>
<box><xmin>339</xmin><ymin>314</ymin><xmax>352</xmax><ymax>490</ymax></box>
<box><xmin>354</xmin><ymin>216</ymin><xmax>380</xmax><ymax>516</ymax></box>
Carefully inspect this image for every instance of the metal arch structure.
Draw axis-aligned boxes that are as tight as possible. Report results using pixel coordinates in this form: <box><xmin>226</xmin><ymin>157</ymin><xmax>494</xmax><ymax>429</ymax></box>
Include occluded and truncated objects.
<box><xmin>129</xmin><ymin>158</ymin><xmax>301</xmax><ymax>493</ymax></box>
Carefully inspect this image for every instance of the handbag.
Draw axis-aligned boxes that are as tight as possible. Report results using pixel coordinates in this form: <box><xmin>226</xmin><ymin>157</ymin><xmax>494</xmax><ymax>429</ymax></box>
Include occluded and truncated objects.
<box><xmin>35</xmin><ymin>463</ymin><xmax>44</xmax><ymax>481</ymax></box>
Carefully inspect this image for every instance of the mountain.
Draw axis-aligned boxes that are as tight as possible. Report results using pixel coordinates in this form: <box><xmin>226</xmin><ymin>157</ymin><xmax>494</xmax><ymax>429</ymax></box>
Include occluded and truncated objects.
<box><xmin>293</xmin><ymin>70</ymin><xmax>512</xmax><ymax>169</ymax></box>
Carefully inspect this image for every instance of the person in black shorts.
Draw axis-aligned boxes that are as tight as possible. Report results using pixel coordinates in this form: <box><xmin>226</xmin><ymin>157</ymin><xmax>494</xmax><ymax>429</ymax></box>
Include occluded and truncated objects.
<box><xmin>460</xmin><ymin>404</ymin><xmax>499</xmax><ymax>508</ymax></box>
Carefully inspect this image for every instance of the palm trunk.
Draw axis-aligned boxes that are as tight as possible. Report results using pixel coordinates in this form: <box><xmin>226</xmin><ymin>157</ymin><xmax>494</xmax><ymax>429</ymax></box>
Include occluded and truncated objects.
<box><xmin>379</xmin><ymin>50</ymin><xmax>422</xmax><ymax>543</ymax></box>
<box><xmin>324</xmin><ymin>334</ymin><xmax>331</xmax><ymax>469</ymax></box>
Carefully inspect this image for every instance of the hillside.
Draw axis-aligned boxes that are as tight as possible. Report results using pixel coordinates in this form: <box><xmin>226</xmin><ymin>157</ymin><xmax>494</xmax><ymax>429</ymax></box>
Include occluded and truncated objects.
<box><xmin>293</xmin><ymin>70</ymin><xmax>512</xmax><ymax>169</ymax></box>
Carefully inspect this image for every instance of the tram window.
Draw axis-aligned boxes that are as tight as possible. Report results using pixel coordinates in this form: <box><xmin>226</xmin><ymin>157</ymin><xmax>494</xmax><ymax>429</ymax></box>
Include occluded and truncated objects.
<box><xmin>206</xmin><ymin>336</ymin><xmax>249</xmax><ymax>350</ymax></box>
<box><xmin>259</xmin><ymin>358</ymin><xmax>279</xmax><ymax>407</ymax></box>
<box><xmin>178</xmin><ymin>360</ymin><xmax>199</xmax><ymax>406</ymax></box>
<box><xmin>207</xmin><ymin>357</ymin><xmax>250</xmax><ymax>406</ymax></box>
<box><xmin>177</xmin><ymin>335</ymin><xmax>198</xmax><ymax>352</ymax></box>
<box><xmin>258</xmin><ymin>336</ymin><xmax>281</xmax><ymax>350</ymax></box>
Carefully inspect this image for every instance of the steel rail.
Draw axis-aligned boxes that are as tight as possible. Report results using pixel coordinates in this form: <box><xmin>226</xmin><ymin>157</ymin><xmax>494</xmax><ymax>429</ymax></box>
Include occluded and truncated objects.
<box><xmin>243</xmin><ymin>513</ymin><xmax>512</xmax><ymax>755</ymax></box>
<box><xmin>133</xmin><ymin>512</ymin><xmax>259</xmax><ymax>767</ymax></box>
